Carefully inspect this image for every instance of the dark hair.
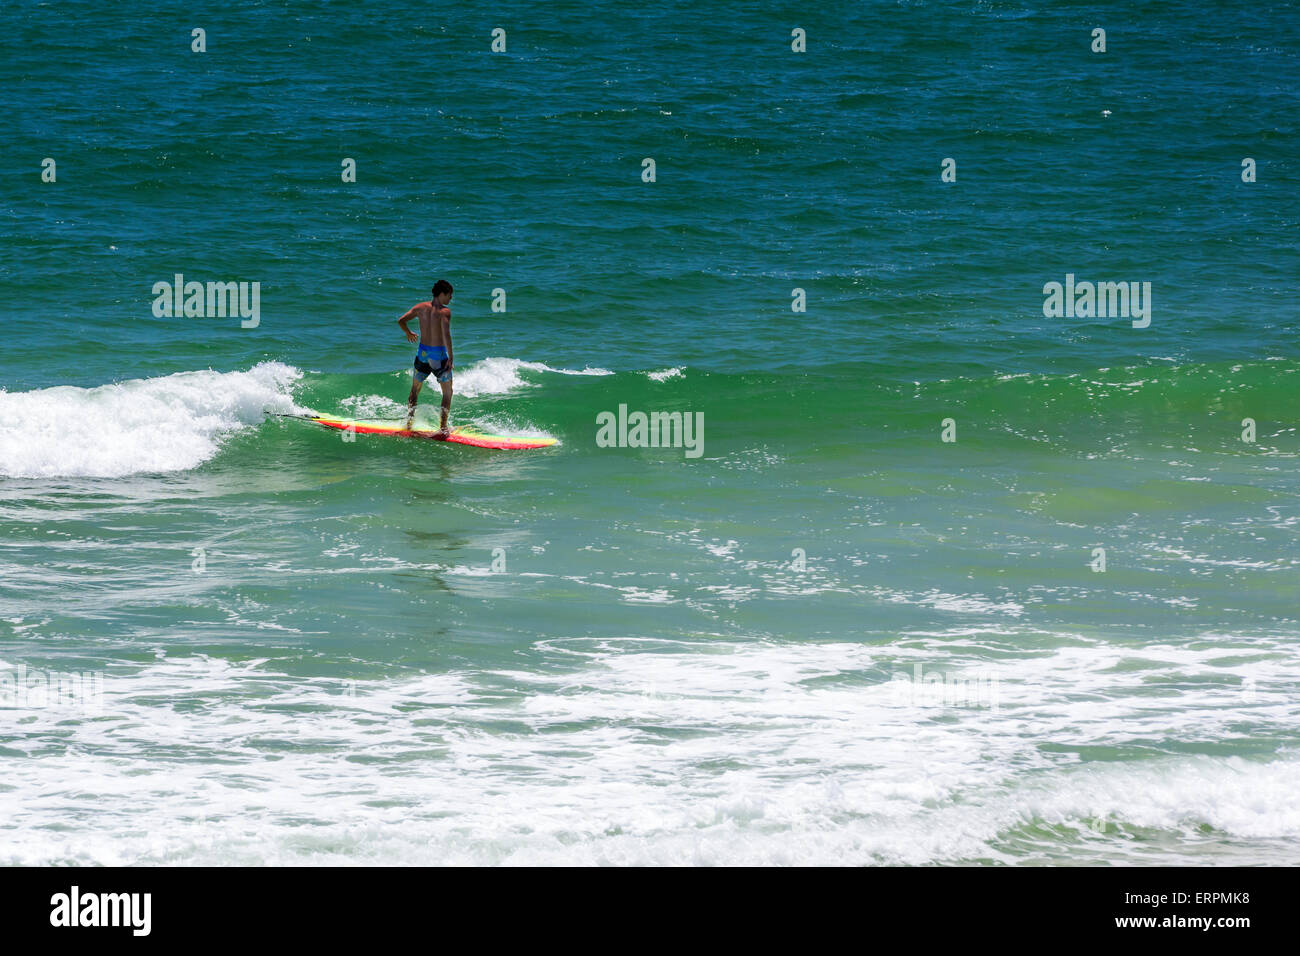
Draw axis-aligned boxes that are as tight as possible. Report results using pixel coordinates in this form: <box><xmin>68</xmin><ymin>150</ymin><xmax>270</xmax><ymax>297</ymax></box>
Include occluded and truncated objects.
<box><xmin>432</xmin><ymin>280</ymin><xmax>453</xmax><ymax>297</ymax></box>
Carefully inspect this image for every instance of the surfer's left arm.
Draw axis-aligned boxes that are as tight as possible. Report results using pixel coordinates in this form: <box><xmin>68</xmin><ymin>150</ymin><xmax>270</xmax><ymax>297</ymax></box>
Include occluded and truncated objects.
<box><xmin>442</xmin><ymin>309</ymin><xmax>453</xmax><ymax>366</ymax></box>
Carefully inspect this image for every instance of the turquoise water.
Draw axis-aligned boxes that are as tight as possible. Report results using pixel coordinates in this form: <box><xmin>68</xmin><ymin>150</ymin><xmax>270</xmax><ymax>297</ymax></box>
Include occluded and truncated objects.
<box><xmin>2</xmin><ymin>1</ymin><xmax>1299</xmax><ymax>865</ymax></box>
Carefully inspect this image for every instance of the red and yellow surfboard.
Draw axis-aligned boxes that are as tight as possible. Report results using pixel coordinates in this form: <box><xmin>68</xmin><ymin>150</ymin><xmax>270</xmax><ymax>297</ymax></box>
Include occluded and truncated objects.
<box><xmin>303</xmin><ymin>415</ymin><xmax>557</xmax><ymax>450</ymax></box>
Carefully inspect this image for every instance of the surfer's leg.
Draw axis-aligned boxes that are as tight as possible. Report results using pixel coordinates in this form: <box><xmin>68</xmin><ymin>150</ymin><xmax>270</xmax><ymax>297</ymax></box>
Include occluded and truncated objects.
<box><xmin>409</xmin><ymin>349</ymin><xmax>437</xmax><ymax>427</ymax></box>
<box><xmin>406</xmin><ymin>374</ymin><xmax>425</xmax><ymax>428</ymax></box>
<box><xmin>434</xmin><ymin>380</ymin><xmax>453</xmax><ymax>439</ymax></box>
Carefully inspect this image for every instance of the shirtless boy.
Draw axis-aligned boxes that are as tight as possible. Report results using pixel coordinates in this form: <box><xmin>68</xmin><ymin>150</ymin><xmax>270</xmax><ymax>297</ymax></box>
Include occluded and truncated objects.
<box><xmin>397</xmin><ymin>280</ymin><xmax>454</xmax><ymax>437</ymax></box>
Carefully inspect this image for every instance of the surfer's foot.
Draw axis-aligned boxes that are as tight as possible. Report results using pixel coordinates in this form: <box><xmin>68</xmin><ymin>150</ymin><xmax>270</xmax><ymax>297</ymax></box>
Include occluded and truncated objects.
<box><xmin>433</xmin><ymin>429</ymin><xmax>450</xmax><ymax>441</ymax></box>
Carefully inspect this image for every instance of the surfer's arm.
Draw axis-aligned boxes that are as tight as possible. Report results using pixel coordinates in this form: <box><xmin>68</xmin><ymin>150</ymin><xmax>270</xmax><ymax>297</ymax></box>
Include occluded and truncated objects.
<box><xmin>442</xmin><ymin>311</ymin><xmax>452</xmax><ymax>364</ymax></box>
<box><xmin>397</xmin><ymin>308</ymin><xmax>418</xmax><ymax>344</ymax></box>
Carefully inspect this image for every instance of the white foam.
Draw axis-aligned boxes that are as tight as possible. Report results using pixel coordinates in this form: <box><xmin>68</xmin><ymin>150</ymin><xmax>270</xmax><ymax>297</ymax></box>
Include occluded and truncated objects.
<box><xmin>2</xmin><ymin>635</ymin><xmax>1297</xmax><ymax>865</ymax></box>
<box><xmin>449</xmin><ymin>357</ymin><xmax>611</xmax><ymax>399</ymax></box>
<box><xmin>465</xmin><ymin>414</ymin><xmax>557</xmax><ymax>442</ymax></box>
<box><xmin>647</xmin><ymin>367</ymin><xmax>684</xmax><ymax>382</ymax></box>
<box><xmin>339</xmin><ymin>393</ymin><xmax>405</xmax><ymax>418</ymax></box>
<box><xmin>0</xmin><ymin>362</ymin><xmax>302</xmax><ymax>478</ymax></box>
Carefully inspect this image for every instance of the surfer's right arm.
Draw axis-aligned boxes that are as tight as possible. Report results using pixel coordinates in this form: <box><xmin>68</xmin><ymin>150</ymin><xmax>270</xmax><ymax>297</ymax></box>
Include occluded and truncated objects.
<box><xmin>397</xmin><ymin>307</ymin><xmax>419</xmax><ymax>344</ymax></box>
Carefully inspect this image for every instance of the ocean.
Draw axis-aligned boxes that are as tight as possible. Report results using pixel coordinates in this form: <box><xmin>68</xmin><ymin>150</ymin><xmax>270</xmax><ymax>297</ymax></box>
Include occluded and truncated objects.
<box><xmin>1</xmin><ymin>0</ymin><xmax>1298</xmax><ymax>865</ymax></box>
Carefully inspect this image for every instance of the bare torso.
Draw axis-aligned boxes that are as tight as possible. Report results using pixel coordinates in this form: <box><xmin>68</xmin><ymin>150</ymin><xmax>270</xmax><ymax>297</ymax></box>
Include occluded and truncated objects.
<box><xmin>414</xmin><ymin>300</ymin><xmax>450</xmax><ymax>347</ymax></box>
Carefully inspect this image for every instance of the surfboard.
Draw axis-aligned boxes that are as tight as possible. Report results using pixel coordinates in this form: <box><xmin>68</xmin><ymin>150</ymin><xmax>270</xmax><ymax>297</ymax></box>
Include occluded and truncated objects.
<box><xmin>291</xmin><ymin>415</ymin><xmax>557</xmax><ymax>450</ymax></box>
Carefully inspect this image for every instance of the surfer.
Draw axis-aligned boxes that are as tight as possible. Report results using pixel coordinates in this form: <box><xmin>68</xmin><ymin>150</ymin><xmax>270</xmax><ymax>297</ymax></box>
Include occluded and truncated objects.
<box><xmin>398</xmin><ymin>280</ymin><xmax>454</xmax><ymax>438</ymax></box>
